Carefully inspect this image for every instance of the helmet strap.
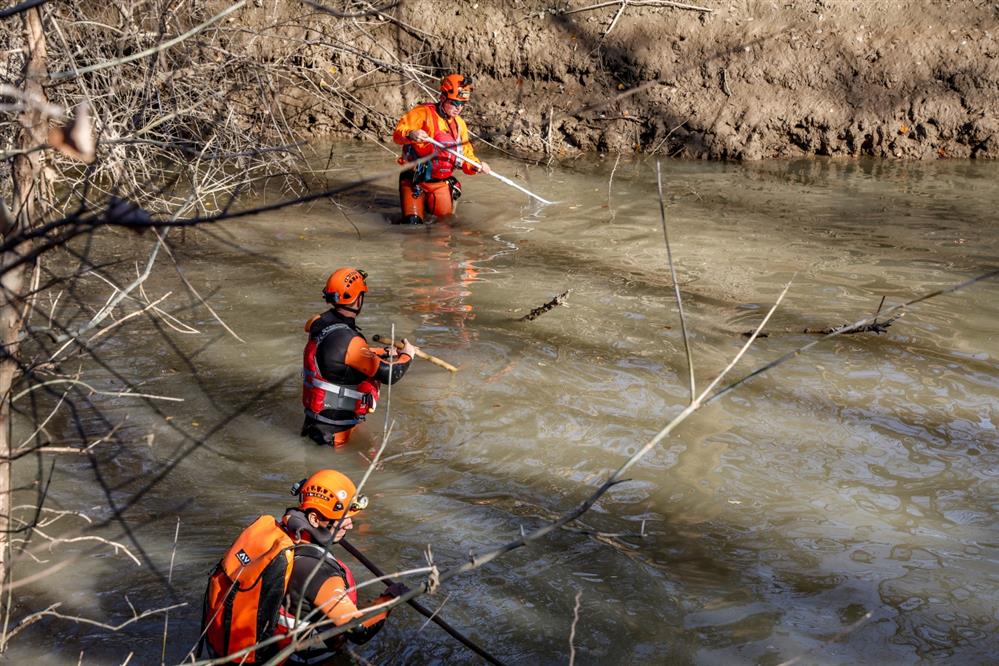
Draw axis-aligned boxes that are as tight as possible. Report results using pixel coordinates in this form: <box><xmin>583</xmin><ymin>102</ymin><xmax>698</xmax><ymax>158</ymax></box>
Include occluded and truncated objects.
<box><xmin>337</xmin><ymin>292</ymin><xmax>363</xmax><ymax>315</ymax></box>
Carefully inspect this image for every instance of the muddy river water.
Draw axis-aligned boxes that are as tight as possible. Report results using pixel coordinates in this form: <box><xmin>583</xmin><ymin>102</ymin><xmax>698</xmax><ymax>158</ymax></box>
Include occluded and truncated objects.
<box><xmin>10</xmin><ymin>144</ymin><xmax>999</xmax><ymax>664</ymax></box>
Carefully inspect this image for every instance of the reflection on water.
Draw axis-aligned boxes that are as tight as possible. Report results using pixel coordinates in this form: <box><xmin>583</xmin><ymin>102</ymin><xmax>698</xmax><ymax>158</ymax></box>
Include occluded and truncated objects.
<box><xmin>9</xmin><ymin>145</ymin><xmax>999</xmax><ymax>664</ymax></box>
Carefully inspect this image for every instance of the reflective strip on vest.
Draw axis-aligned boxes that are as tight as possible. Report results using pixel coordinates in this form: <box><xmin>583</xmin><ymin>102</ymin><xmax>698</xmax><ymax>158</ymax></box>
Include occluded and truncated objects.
<box><xmin>277</xmin><ymin>608</ymin><xmax>307</xmax><ymax>630</ymax></box>
<box><xmin>302</xmin><ymin>372</ymin><xmax>366</xmax><ymax>402</ymax></box>
<box><xmin>305</xmin><ymin>409</ymin><xmax>362</xmax><ymax>427</ymax></box>
<box><xmin>275</xmin><ymin>611</ymin><xmax>336</xmax><ymax>666</ymax></box>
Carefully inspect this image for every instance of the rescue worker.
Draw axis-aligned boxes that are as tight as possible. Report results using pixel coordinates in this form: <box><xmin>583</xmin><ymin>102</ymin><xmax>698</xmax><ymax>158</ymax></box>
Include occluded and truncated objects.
<box><xmin>201</xmin><ymin>469</ymin><xmax>407</xmax><ymax>664</ymax></box>
<box><xmin>301</xmin><ymin>267</ymin><xmax>418</xmax><ymax>447</ymax></box>
<box><xmin>392</xmin><ymin>73</ymin><xmax>492</xmax><ymax>224</ymax></box>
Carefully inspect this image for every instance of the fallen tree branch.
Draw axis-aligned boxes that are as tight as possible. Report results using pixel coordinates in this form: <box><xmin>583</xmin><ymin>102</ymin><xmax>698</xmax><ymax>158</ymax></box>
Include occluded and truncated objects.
<box><xmin>742</xmin><ymin>312</ymin><xmax>904</xmax><ymax>338</ymax></box>
<box><xmin>519</xmin><ymin>290</ymin><xmax>571</xmax><ymax>321</ymax></box>
<box><xmin>560</xmin><ymin>0</ymin><xmax>712</xmax><ymax>17</ymax></box>
<box><xmin>718</xmin><ymin>270</ymin><xmax>998</xmax><ymax>402</ymax></box>
<box><xmin>742</xmin><ymin>295</ymin><xmax>905</xmax><ymax>337</ymax></box>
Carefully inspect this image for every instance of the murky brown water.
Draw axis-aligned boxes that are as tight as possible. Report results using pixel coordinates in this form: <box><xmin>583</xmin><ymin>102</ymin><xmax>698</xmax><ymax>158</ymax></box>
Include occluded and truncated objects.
<box><xmin>9</xmin><ymin>144</ymin><xmax>999</xmax><ymax>664</ymax></box>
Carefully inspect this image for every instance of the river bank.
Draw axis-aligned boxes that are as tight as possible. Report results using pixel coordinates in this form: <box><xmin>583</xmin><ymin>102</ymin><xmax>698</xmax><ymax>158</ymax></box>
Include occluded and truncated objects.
<box><xmin>252</xmin><ymin>0</ymin><xmax>999</xmax><ymax>160</ymax></box>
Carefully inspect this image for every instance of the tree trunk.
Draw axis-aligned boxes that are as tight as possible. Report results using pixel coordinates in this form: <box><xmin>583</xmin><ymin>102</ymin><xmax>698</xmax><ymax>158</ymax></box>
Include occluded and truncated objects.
<box><xmin>0</xmin><ymin>6</ymin><xmax>49</xmax><ymax>617</ymax></box>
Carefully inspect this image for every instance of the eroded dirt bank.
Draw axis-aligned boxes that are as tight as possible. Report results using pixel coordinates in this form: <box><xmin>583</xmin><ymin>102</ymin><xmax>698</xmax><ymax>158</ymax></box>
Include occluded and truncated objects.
<box><xmin>255</xmin><ymin>0</ymin><xmax>998</xmax><ymax>160</ymax></box>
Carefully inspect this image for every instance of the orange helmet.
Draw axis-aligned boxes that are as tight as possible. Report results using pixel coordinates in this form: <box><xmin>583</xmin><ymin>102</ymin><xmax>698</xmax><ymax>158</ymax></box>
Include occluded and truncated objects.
<box><xmin>323</xmin><ymin>267</ymin><xmax>367</xmax><ymax>308</ymax></box>
<box><xmin>440</xmin><ymin>74</ymin><xmax>473</xmax><ymax>102</ymax></box>
<box><xmin>293</xmin><ymin>469</ymin><xmax>368</xmax><ymax>521</ymax></box>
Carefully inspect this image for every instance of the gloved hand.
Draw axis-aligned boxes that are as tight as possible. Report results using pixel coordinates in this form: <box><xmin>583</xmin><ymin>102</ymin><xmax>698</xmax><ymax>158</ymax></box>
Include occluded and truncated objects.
<box><xmin>407</xmin><ymin>129</ymin><xmax>431</xmax><ymax>143</ymax></box>
<box><xmin>384</xmin><ymin>582</ymin><xmax>410</xmax><ymax>599</ymax></box>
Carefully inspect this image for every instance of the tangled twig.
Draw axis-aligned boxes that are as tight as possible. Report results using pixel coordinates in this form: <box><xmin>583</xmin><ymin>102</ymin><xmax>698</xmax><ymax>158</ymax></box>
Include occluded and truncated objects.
<box><xmin>519</xmin><ymin>289</ymin><xmax>571</xmax><ymax>322</ymax></box>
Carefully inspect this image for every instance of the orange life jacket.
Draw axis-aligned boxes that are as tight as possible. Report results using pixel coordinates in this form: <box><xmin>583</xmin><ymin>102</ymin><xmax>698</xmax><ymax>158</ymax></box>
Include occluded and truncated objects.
<box><xmin>402</xmin><ymin>104</ymin><xmax>464</xmax><ymax>181</ymax></box>
<box><xmin>201</xmin><ymin>517</ymin><xmax>361</xmax><ymax>664</ymax></box>
<box><xmin>201</xmin><ymin>516</ymin><xmax>296</xmax><ymax>664</ymax></box>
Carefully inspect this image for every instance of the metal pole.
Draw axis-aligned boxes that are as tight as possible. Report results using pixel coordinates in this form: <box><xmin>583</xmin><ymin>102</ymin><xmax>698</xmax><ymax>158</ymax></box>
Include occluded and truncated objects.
<box><xmin>424</xmin><ymin>138</ymin><xmax>555</xmax><ymax>205</ymax></box>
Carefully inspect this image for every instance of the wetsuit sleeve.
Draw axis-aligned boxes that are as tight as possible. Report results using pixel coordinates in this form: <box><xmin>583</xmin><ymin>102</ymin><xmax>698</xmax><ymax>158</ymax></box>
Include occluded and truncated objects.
<box><xmin>344</xmin><ymin>338</ymin><xmax>413</xmax><ymax>383</ymax></box>
<box><xmin>372</xmin><ymin>351</ymin><xmax>412</xmax><ymax>384</ymax></box>
<box><xmin>393</xmin><ymin>106</ymin><xmax>435</xmax><ymax>157</ymax></box>
<box><xmin>458</xmin><ymin>118</ymin><xmax>480</xmax><ymax>175</ymax></box>
<box><xmin>343</xmin><ymin>337</ymin><xmax>382</xmax><ymax>376</ymax></box>
<box><xmin>312</xmin><ymin>578</ymin><xmax>392</xmax><ymax>646</ymax></box>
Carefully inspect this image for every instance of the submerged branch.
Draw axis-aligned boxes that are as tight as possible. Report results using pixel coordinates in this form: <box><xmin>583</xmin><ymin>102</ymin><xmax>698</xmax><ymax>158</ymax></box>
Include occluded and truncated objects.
<box><xmin>741</xmin><ymin>317</ymin><xmax>903</xmax><ymax>338</ymax></box>
<box><xmin>718</xmin><ymin>268</ymin><xmax>998</xmax><ymax>403</ymax></box>
<box><xmin>519</xmin><ymin>290</ymin><xmax>571</xmax><ymax>322</ymax></box>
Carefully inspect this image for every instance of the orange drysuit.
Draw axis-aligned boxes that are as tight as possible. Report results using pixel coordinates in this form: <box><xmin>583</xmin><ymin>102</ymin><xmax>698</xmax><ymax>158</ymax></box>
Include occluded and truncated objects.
<box><xmin>393</xmin><ymin>103</ymin><xmax>482</xmax><ymax>223</ymax></box>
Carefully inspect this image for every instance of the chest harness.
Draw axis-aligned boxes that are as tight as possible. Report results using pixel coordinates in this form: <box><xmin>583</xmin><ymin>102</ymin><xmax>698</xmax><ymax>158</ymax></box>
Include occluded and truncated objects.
<box><xmin>302</xmin><ymin>323</ymin><xmax>376</xmax><ymax>427</ymax></box>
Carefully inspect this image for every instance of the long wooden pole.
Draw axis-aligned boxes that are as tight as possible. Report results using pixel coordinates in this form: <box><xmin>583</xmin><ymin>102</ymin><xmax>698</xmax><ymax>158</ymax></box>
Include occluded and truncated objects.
<box><xmin>372</xmin><ymin>334</ymin><xmax>457</xmax><ymax>373</ymax></box>
<box><xmin>339</xmin><ymin>539</ymin><xmax>504</xmax><ymax>665</ymax></box>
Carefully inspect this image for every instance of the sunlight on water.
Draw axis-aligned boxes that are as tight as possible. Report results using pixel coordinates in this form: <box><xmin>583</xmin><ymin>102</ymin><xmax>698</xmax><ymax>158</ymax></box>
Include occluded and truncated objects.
<box><xmin>12</xmin><ymin>144</ymin><xmax>998</xmax><ymax>664</ymax></box>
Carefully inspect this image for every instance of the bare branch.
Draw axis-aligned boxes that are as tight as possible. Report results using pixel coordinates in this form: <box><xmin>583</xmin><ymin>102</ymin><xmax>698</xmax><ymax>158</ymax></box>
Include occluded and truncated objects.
<box><xmin>559</xmin><ymin>0</ymin><xmax>712</xmax><ymax>16</ymax></box>
<box><xmin>6</xmin><ymin>600</ymin><xmax>185</xmax><ymax>641</ymax></box>
<box><xmin>161</xmin><ymin>518</ymin><xmax>181</xmax><ymax>664</ymax></box>
<box><xmin>22</xmin><ymin>526</ymin><xmax>142</xmax><ymax>566</ymax></box>
<box><xmin>49</xmin><ymin>1</ymin><xmax>250</xmax><ymax>81</ymax></box>
<box><xmin>776</xmin><ymin>611</ymin><xmax>874</xmax><ymax>666</ymax></box>
<box><xmin>607</xmin><ymin>153</ymin><xmax>621</xmax><ymax>221</ymax></box>
<box><xmin>154</xmin><ymin>233</ymin><xmax>245</xmax><ymax>343</ymax></box>
<box><xmin>87</xmin><ymin>292</ymin><xmax>172</xmax><ymax>343</ymax></box>
<box><xmin>11</xmin><ymin>378</ymin><xmax>183</xmax><ymax>403</ymax></box>
<box><xmin>569</xmin><ymin>590</ymin><xmax>582</xmax><ymax>666</ymax></box>
<box><xmin>656</xmin><ymin>161</ymin><xmax>695</xmax><ymax>402</ymax></box>
<box><xmin>0</xmin><ymin>0</ymin><xmax>46</xmax><ymax>19</ymax></box>
<box><xmin>300</xmin><ymin>0</ymin><xmax>400</xmax><ymax>19</ymax></box>
<box><xmin>53</xmin><ymin>234</ymin><xmax>167</xmax><ymax>343</ymax></box>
